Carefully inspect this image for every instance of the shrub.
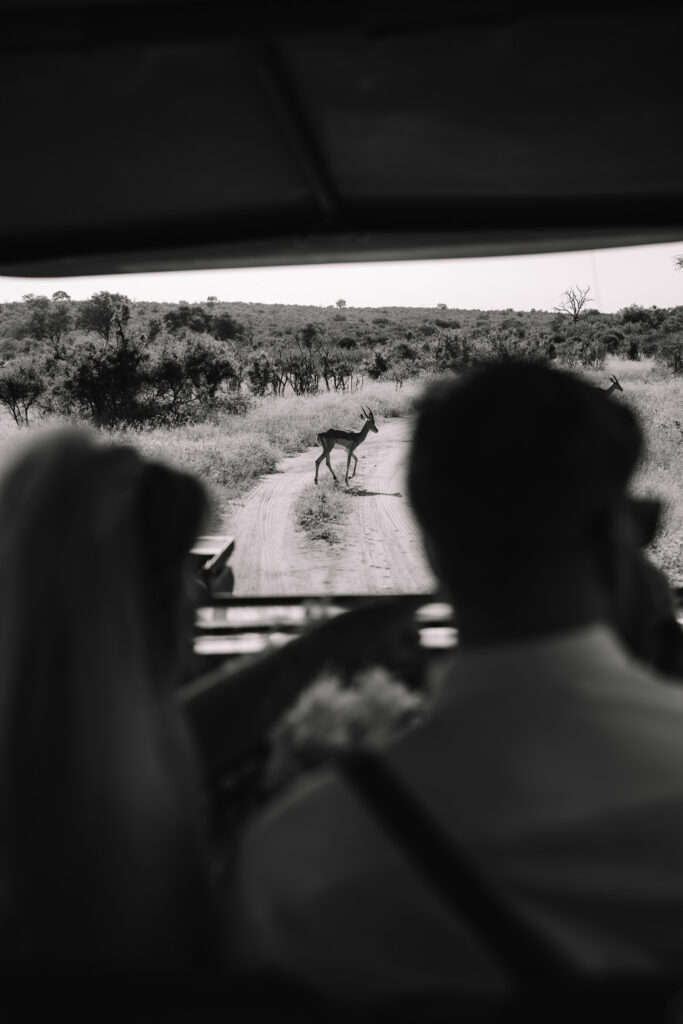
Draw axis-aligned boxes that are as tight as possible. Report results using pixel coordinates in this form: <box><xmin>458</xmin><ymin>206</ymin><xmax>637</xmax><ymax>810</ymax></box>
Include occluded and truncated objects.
<box><xmin>475</xmin><ymin>327</ymin><xmax>549</xmax><ymax>365</ymax></box>
<box><xmin>656</xmin><ymin>334</ymin><xmax>683</xmax><ymax>375</ymax></box>
<box><xmin>162</xmin><ymin>303</ymin><xmax>213</xmax><ymax>335</ymax></box>
<box><xmin>580</xmin><ymin>337</ymin><xmax>607</xmax><ymax>370</ymax></box>
<box><xmin>0</xmin><ymin>357</ymin><xmax>46</xmax><ymax>426</ymax></box>
<box><xmin>295</xmin><ymin>484</ymin><xmax>350</xmax><ymax>542</ymax></box>
<box><xmin>146</xmin><ymin>334</ymin><xmax>237</xmax><ymax>419</ymax></box>
<box><xmin>392</xmin><ymin>341</ymin><xmax>417</xmax><ymax>362</ymax></box>
<box><xmin>247</xmin><ymin>352</ymin><xmax>274</xmax><ymax>396</ymax></box>
<box><xmin>214</xmin><ymin>391</ymin><xmax>251</xmax><ymax>417</ymax></box>
<box><xmin>52</xmin><ymin>334</ymin><xmax>147</xmax><ymax>426</ymax></box>
<box><xmin>554</xmin><ymin>339</ymin><xmax>582</xmax><ymax>368</ymax></box>
<box><xmin>211</xmin><ymin>311</ymin><xmax>244</xmax><ymax>341</ymax></box>
<box><xmin>367</xmin><ymin>349</ymin><xmax>389</xmax><ymax>379</ymax></box>
<box><xmin>47</xmin><ymin>332</ymin><xmax>239</xmax><ymax>428</ymax></box>
<box><xmin>76</xmin><ymin>291</ymin><xmax>131</xmax><ymax>342</ymax></box>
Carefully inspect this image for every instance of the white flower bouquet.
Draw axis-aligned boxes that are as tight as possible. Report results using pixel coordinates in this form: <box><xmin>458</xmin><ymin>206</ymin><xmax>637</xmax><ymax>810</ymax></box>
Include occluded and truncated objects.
<box><xmin>265</xmin><ymin>666</ymin><xmax>428</xmax><ymax>793</ymax></box>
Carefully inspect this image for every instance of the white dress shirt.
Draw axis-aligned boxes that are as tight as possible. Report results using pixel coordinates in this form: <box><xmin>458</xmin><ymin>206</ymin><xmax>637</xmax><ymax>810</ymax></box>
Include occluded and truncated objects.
<box><xmin>228</xmin><ymin>625</ymin><xmax>683</xmax><ymax>1007</ymax></box>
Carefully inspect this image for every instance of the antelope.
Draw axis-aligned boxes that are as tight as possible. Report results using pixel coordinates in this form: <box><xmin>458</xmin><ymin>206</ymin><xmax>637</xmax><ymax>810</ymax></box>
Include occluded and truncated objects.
<box><xmin>599</xmin><ymin>375</ymin><xmax>624</xmax><ymax>396</ymax></box>
<box><xmin>314</xmin><ymin>407</ymin><xmax>378</xmax><ymax>486</ymax></box>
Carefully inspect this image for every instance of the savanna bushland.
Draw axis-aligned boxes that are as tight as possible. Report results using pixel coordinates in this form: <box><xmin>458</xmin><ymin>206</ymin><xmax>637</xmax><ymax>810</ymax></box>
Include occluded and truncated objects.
<box><xmin>0</xmin><ymin>291</ymin><xmax>680</xmax><ymax>583</ymax></box>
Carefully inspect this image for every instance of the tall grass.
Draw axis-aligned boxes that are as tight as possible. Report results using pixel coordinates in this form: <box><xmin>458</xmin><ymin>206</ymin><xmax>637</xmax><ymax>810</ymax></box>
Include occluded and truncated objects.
<box><xmin>0</xmin><ymin>381</ymin><xmax>418</xmax><ymax>531</ymax></box>
<box><xmin>580</xmin><ymin>358</ymin><xmax>682</xmax><ymax>585</ymax></box>
<box><xmin>0</xmin><ymin>367</ymin><xmax>679</xmax><ymax>582</ymax></box>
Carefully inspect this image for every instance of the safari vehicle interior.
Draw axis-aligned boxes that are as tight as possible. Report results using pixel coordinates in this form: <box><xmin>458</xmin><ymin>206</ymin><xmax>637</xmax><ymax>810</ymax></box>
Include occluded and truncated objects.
<box><xmin>2</xmin><ymin>0</ymin><xmax>683</xmax><ymax>1017</ymax></box>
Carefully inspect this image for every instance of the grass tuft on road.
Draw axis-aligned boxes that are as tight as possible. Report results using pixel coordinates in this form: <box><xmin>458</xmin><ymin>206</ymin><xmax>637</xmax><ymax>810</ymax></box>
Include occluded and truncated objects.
<box><xmin>295</xmin><ymin>483</ymin><xmax>352</xmax><ymax>544</ymax></box>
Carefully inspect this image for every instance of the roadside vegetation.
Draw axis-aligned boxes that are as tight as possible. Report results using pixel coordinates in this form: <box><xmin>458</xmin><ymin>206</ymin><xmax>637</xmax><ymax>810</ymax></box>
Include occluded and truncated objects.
<box><xmin>0</xmin><ymin>291</ymin><xmax>680</xmax><ymax>581</ymax></box>
<box><xmin>0</xmin><ymin>290</ymin><xmax>681</xmax><ymax>432</ymax></box>
<box><xmin>600</xmin><ymin>358</ymin><xmax>683</xmax><ymax>587</ymax></box>
<box><xmin>0</xmin><ymin>380</ymin><xmax>417</xmax><ymax>531</ymax></box>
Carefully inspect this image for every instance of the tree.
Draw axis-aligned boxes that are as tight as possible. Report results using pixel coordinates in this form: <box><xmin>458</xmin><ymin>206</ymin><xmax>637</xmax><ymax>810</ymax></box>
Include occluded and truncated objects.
<box><xmin>247</xmin><ymin>352</ymin><xmax>274</xmax><ymax>396</ymax></box>
<box><xmin>163</xmin><ymin>302</ymin><xmax>213</xmax><ymax>335</ymax></box>
<box><xmin>56</xmin><ymin>334</ymin><xmax>147</xmax><ymax>426</ymax></box>
<box><xmin>554</xmin><ymin>285</ymin><xmax>593</xmax><ymax>322</ymax></box>
<box><xmin>16</xmin><ymin>294</ymin><xmax>70</xmax><ymax>351</ymax></box>
<box><xmin>619</xmin><ymin>304</ymin><xmax>665</xmax><ymax>328</ymax></box>
<box><xmin>436</xmin><ymin>303</ymin><xmax>448</xmax><ymax>310</ymax></box>
<box><xmin>207</xmin><ymin>296</ymin><xmax>218</xmax><ymax>306</ymax></box>
<box><xmin>579</xmin><ymin>337</ymin><xmax>607</xmax><ymax>370</ymax></box>
<box><xmin>52</xmin><ymin>290</ymin><xmax>71</xmax><ymax>303</ymax></box>
<box><xmin>657</xmin><ymin>333</ymin><xmax>683</xmax><ymax>375</ymax></box>
<box><xmin>284</xmin><ymin>323</ymin><xmax>323</xmax><ymax>394</ymax></box>
<box><xmin>0</xmin><ymin>358</ymin><xmax>46</xmax><ymax>426</ymax></box>
<box><xmin>211</xmin><ymin>311</ymin><xmax>244</xmax><ymax>342</ymax></box>
<box><xmin>146</xmin><ymin>316</ymin><xmax>163</xmax><ymax>342</ymax></box>
<box><xmin>22</xmin><ymin>295</ymin><xmax>50</xmax><ymax>340</ymax></box>
<box><xmin>390</xmin><ymin>360</ymin><xmax>411</xmax><ymax>390</ymax></box>
<box><xmin>430</xmin><ymin>331</ymin><xmax>473</xmax><ymax>373</ymax></box>
<box><xmin>77</xmin><ymin>291</ymin><xmax>131</xmax><ymax>342</ymax></box>
<box><xmin>179</xmin><ymin>336</ymin><xmax>237</xmax><ymax>403</ymax></box>
<box><xmin>146</xmin><ymin>336</ymin><xmax>238</xmax><ymax>421</ymax></box>
<box><xmin>367</xmin><ymin>349</ymin><xmax>389</xmax><ymax>379</ymax></box>
<box><xmin>335</xmin><ymin>299</ymin><xmax>347</xmax><ymax>309</ymax></box>
<box><xmin>48</xmin><ymin>305</ymin><xmax>72</xmax><ymax>348</ymax></box>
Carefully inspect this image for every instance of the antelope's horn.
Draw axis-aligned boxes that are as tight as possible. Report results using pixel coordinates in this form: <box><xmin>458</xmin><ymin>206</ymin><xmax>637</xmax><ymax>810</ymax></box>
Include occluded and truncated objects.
<box><xmin>361</xmin><ymin>406</ymin><xmax>368</xmax><ymax>417</ymax></box>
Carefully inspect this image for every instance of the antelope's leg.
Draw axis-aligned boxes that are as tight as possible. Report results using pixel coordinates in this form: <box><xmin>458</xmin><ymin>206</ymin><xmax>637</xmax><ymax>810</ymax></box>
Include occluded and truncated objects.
<box><xmin>314</xmin><ymin>450</ymin><xmax>326</xmax><ymax>483</ymax></box>
<box><xmin>350</xmin><ymin>453</ymin><xmax>358</xmax><ymax>479</ymax></box>
<box><xmin>325</xmin><ymin>449</ymin><xmax>338</xmax><ymax>481</ymax></box>
<box><xmin>345</xmin><ymin>449</ymin><xmax>354</xmax><ymax>485</ymax></box>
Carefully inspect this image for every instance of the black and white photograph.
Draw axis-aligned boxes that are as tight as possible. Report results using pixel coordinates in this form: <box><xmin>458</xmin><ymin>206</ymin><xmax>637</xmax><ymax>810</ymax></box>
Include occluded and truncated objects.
<box><xmin>0</xmin><ymin>2</ymin><xmax>682</xmax><ymax>1020</ymax></box>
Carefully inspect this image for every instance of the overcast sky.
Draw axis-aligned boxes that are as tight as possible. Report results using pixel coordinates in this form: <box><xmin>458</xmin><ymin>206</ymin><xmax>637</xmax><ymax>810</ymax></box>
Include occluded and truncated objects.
<box><xmin>1</xmin><ymin>240</ymin><xmax>682</xmax><ymax>312</ymax></box>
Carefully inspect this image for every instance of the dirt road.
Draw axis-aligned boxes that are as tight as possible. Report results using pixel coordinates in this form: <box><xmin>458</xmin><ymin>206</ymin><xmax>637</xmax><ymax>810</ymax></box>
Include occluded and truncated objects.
<box><xmin>225</xmin><ymin>418</ymin><xmax>437</xmax><ymax>595</ymax></box>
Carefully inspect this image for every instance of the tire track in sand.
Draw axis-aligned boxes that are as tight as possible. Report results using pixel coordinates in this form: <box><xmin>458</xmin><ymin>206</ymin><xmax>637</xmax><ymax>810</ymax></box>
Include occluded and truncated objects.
<box><xmin>225</xmin><ymin>418</ymin><xmax>437</xmax><ymax>595</ymax></box>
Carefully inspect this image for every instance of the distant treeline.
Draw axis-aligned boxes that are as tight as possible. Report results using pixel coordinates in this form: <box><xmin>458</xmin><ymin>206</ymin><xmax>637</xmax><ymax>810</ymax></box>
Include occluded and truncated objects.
<box><xmin>0</xmin><ymin>292</ymin><xmax>681</xmax><ymax>427</ymax></box>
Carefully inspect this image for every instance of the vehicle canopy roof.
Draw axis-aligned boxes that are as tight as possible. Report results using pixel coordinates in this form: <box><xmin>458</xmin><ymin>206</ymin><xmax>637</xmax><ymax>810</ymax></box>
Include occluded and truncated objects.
<box><xmin>1</xmin><ymin>0</ymin><xmax>681</xmax><ymax>277</ymax></box>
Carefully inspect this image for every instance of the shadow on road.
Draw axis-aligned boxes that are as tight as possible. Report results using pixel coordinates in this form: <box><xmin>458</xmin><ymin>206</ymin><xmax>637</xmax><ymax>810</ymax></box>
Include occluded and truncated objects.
<box><xmin>347</xmin><ymin>487</ymin><xmax>402</xmax><ymax>497</ymax></box>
